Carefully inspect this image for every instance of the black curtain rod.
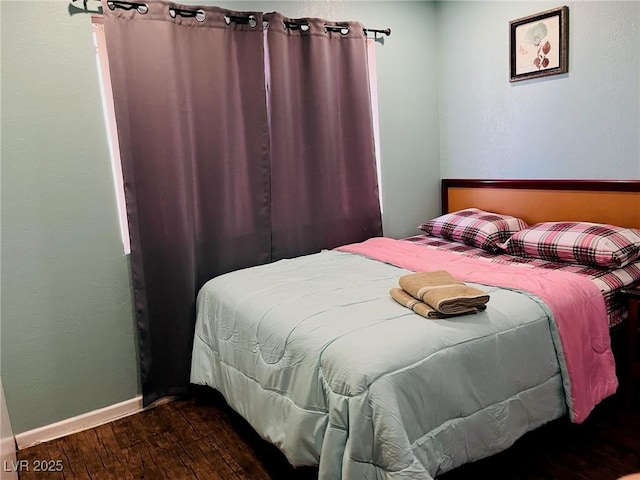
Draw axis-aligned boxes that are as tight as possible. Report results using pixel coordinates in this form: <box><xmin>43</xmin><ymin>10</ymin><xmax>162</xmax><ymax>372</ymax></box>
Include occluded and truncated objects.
<box><xmin>364</xmin><ymin>28</ymin><xmax>392</xmax><ymax>37</ymax></box>
<box><xmin>283</xmin><ymin>20</ymin><xmax>390</xmax><ymax>37</ymax></box>
<box><xmin>70</xmin><ymin>0</ymin><xmax>391</xmax><ymax>36</ymax></box>
<box><xmin>69</xmin><ymin>0</ymin><xmax>102</xmax><ymax>15</ymax></box>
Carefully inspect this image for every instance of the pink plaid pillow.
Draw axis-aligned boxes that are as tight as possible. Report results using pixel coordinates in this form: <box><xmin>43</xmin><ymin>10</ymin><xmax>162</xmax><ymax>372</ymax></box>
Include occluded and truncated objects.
<box><xmin>500</xmin><ymin>222</ymin><xmax>640</xmax><ymax>268</ymax></box>
<box><xmin>418</xmin><ymin>208</ymin><xmax>528</xmax><ymax>252</ymax></box>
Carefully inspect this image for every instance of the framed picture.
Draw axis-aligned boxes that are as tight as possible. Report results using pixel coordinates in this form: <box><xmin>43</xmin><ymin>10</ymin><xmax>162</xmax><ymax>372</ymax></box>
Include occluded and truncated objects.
<box><xmin>510</xmin><ymin>6</ymin><xmax>568</xmax><ymax>82</ymax></box>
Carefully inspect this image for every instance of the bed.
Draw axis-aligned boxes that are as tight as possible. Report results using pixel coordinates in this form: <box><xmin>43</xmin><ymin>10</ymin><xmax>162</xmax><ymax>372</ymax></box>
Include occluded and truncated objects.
<box><xmin>190</xmin><ymin>179</ymin><xmax>640</xmax><ymax>479</ymax></box>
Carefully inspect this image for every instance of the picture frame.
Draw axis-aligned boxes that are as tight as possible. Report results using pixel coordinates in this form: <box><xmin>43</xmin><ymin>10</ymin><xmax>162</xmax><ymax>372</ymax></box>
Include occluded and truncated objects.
<box><xmin>510</xmin><ymin>6</ymin><xmax>568</xmax><ymax>82</ymax></box>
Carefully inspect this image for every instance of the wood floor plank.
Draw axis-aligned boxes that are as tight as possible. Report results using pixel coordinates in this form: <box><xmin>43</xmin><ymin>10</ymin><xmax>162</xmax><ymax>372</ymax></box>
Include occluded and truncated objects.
<box><xmin>92</xmin><ymin>423</ymin><xmax>122</xmax><ymax>467</ymax></box>
<box><xmin>175</xmin><ymin>440</ymin><xmax>230</xmax><ymax>480</ymax></box>
<box><xmin>16</xmin><ymin>389</ymin><xmax>640</xmax><ymax>480</ymax></box>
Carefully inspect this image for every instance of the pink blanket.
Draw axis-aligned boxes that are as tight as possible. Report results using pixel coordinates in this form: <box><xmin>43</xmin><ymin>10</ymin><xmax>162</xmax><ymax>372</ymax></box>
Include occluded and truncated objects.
<box><xmin>337</xmin><ymin>237</ymin><xmax>618</xmax><ymax>423</ymax></box>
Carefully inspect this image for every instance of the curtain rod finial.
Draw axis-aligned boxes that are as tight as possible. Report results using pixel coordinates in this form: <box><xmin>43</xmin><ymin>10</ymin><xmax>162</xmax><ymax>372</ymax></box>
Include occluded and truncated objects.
<box><xmin>69</xmin><ymin>0</ymin><xmax>103</xmax><ymax>15</ymax></box>
<box><xmin>364</xmin><ymin>27</ymin><xmax>391</xmax><ymax>38</ymax></box>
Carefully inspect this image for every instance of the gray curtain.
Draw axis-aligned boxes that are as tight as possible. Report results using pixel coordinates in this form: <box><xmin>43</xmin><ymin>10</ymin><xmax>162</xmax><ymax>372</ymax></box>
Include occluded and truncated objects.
<box><xmin>265</xmin><ymin>13</ymin><xmax>383</xmax><ymax>260</ymax></box>
<box><xmin>102</xmin><ymin>1</ymin><xmax>382</xmax><ymax>406</ymax></box>
<box><xmin>102</xmin><ymin>2</ymin><xmax>270</xmax><ymax>406</ymax></box>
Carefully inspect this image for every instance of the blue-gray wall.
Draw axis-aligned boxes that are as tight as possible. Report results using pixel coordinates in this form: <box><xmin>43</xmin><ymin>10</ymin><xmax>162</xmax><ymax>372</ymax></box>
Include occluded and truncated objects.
<box><xmin>1</xmin><ymin>1</ymin><xmax>141</xmax><ymax>435</ymax></box>
<box><xmin>437</xmin><ymin>1</ymin><xmax>640</xmax><ymax>179</ymax></box>
<box><xmin>1</xmin><ymin>1</ymin><xmax>439</xmax><ymax>433</ymax></box>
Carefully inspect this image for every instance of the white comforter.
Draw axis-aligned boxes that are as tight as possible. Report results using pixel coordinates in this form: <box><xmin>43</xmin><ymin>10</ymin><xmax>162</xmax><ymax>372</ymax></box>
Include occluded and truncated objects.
<box><xmin>191</xmin><ymin>248</ymin><xmax>572</xmax><ymax>479</ymax></box>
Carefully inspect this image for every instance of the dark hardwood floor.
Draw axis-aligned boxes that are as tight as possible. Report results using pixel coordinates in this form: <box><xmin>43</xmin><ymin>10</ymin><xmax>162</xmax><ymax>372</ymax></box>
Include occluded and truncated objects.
<box><xmin>17</xmin><ymin>387</ymin><xmax>640</xmax><ymax>480</ymax></box>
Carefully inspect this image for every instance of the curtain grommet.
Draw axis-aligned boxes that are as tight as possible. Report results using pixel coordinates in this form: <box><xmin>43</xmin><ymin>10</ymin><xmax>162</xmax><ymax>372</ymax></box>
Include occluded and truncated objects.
<box><xmin>248</xmin><ymin>15</ymin><xmax>257</xmax><ymax>28</ymax></box>
<box><xmin>324</xmin><ymin>24</ymin><xmax>350</xmax><ymax>35</ymax></box>
<box><xmin>283</xmin><ymin>20</ymin><xmax>310</xmax><ymax>33</ymax></box>
<box><xmin>106</xmin><ymin>1</ymin><xmax>148</xmax><ymax>14</ymax></box>
<box><xmin>169</xmin><ymin>7</ymin><xmax>204</xmax><ymax>21</ymax></box>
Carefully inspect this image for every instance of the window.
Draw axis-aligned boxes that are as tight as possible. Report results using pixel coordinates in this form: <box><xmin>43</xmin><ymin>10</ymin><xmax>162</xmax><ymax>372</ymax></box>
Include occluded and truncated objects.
<box><xmin>91</xmin><ymin>17</ymin><xmax>383</xmax><ymax>253</ymax></box>
<box><xmin>367</xmin><ymin>38</ymin><xmax>384</xmax><ymax>213</ymax></box>
<box><xmin>92</xmin><ymin>17</ymin><xmax>130</xmax><ymax>254</ymax></box>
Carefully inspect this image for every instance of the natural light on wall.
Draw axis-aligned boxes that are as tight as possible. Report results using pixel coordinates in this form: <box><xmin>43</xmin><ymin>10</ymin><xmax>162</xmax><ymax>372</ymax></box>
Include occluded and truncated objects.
<box><xmin>367</xmin><ymin>38</ymin><xmax>384</xmax><ymax>214</ymax></box>
<box><xmin>92</xmin><ymin>18</ymin><xmax>131</xmax><ymax>254</ymax></box>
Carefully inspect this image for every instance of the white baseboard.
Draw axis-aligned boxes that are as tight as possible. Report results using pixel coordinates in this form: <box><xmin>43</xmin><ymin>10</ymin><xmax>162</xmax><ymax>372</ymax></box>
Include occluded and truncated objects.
<box><xmin>15</xmin><ymin>396</ymin><xmax>143</xmax><ymax>450</ymax></box>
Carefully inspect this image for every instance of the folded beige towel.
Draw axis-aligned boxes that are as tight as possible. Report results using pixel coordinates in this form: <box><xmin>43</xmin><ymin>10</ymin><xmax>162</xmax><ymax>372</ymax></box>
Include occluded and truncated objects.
<box><xmin>398</xmin><ymin>270</ymin><xmax>490</xmax><ymax>316</ymax></box>
<box><xmin>390</xmin><ymin>288</ymin><xmax>486</xmax><ymax>319</ymax></box>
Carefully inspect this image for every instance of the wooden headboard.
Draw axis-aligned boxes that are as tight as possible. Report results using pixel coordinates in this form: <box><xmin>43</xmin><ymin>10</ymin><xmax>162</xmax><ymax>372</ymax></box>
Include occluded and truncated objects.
<box><xmin>442</xmin><ymin>179</ymin><xmax>640</xmax><ymax>229</ymax></box>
